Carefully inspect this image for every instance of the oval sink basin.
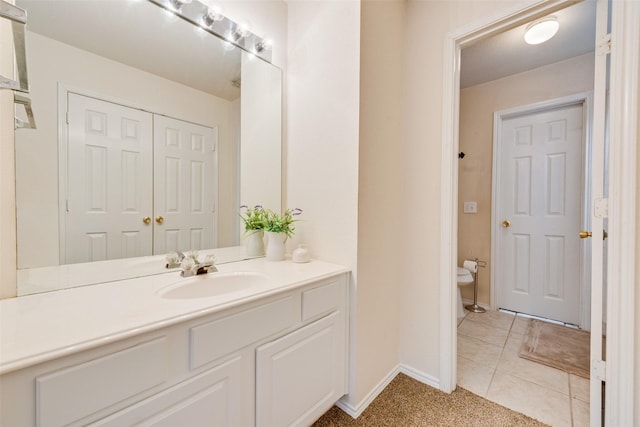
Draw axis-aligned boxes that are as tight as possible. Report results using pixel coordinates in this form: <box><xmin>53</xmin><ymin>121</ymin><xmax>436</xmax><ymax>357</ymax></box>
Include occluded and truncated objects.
<box><xmin>157</xmin><ymin>272</ymin><xmax>271</xmax><ymax>299</ymax></box>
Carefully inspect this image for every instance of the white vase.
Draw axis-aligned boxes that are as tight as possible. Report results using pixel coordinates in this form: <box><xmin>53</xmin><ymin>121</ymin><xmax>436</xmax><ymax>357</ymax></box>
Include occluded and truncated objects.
<box><xmin>265</xmin><ymin>231</ymin><xmax>286</xmax><ymax>261</ymax></box>
<box><xmin>243</xmin><ymin>229</ymin><xmax>265</xmax><ymax>257</ymax></box>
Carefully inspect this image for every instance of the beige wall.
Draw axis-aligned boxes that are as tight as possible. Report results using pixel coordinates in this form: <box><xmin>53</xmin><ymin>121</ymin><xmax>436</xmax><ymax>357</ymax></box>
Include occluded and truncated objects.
<box><xmin>458</xmin><ymin>53</ymin><xmax>595</xmax><ymax>306</ymax></box>
<box><xmin>398</xmin><ymin>0</ymin><xmax>524</xmax><ymax>382</ymax></box>
<box><xmin>0</xmin><ymin>12</ymin><xmax>17</xmax><ymax>299</ymax></box>
<box><xmin>286</xmin><ymin>0</ymin><xmax>362</xmax><ymax>406</ymax></box>
<box><xmin>354</xmin><ymin>0</ymin><xmax>405</xmax><ymax>408</ymax></box>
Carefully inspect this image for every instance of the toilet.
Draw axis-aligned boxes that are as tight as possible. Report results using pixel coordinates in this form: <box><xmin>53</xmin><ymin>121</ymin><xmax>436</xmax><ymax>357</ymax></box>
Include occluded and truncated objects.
<box><xmin>457</xmin><ymin>267</ymin><xmax>474</xmax><ymax>317</ymax></box>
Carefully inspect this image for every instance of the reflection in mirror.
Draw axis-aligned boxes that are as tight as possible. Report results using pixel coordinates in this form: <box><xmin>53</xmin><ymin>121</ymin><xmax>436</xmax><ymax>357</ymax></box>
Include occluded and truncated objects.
<box><xmin>15</xmin><ymin>0</ymin><xmax>281</xmax><ymax>295</ymax></box>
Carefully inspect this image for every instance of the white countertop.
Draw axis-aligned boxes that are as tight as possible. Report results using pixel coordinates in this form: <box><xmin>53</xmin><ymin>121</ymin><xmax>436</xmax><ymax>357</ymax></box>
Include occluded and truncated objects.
<box><xmin>0</xmin><ymin>258</ymin><xmax>349</xmax><ymax>375</ymax></box>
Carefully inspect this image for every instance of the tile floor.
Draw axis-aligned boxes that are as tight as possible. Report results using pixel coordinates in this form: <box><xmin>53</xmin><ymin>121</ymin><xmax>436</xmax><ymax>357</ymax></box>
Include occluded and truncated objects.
<box><xmin>457</xmin><ymin>309</ymin><xmax>590</xmax><ymax>427</ymax></box>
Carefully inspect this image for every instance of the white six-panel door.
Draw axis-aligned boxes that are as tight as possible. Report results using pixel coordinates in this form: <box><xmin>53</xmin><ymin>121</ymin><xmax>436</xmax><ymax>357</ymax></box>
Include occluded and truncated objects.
<box><xmin>496</xmin><ymin>102</ymin><xmax>584</xmax><ymax>325</ymax></box>
<box><xmin>153</xmin><ymin>115</ymin><xmax>217</xmax><ymax>254</ymax></box>
<box><xmin>66</xmin><ymin>93</ymin><xmax>153</xmax><ymax>264</ymax></box>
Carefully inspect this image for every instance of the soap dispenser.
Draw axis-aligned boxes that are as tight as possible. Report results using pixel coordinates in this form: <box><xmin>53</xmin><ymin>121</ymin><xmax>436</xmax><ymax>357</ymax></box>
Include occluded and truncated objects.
<box><xmin>292</xmin><ymin>244</ymin><xmax>310</xmax><ymax>263</ymax></box>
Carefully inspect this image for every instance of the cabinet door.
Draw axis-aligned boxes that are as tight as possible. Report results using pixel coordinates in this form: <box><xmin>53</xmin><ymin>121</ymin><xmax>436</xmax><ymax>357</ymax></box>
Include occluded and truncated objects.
<box><xmin>92</xmin><ymin>356</ymin><xmax>245</xmax><ymax>427</ymax></box>
<box><xmin>256</xmin><ymin>311</ymin><xmax>346</xmax><ymax>427</ymax></box>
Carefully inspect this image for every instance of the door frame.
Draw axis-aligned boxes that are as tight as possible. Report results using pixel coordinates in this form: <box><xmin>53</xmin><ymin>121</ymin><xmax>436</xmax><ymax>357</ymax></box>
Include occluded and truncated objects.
<box><xmin>439</xmin><ymin>0</ymin><xmax>639</xmax><ymax>424</ymax></box>
<box><xmin>490</xmin><ymin>93</ymin><xmax>593</xmax><ymax>328</ymax></box>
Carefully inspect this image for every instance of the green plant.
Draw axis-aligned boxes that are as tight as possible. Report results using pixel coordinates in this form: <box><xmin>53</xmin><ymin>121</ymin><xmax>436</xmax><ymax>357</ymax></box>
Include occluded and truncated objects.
<box><xmin>263</xmin><ymin>208</ymin><xmax>303</xmax><ymax>239</ymax></box>
<box><xmin>239</xmin><ymin>205</ymin><xmax>266</xmax><ymax>231</ymax></box>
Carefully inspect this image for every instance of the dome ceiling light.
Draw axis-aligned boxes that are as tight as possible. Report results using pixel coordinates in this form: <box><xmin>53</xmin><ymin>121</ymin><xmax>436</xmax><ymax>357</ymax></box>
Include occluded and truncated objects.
<box><xmin>524</xmin><ymin>16</ymin><xmax>560</xmax><ymax>45</ymax></box>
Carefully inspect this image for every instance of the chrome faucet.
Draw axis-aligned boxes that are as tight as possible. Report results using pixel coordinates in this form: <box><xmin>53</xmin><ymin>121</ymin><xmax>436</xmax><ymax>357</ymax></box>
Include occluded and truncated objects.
<box><xmin>180</xmin><ymin>252</ymin><xmax>217</xmax><ymax>277</ymax></box>
<box><xmin>165</xmin><ymin>251</ymin><xmax>185</xmax><ymax>269</ymax></box>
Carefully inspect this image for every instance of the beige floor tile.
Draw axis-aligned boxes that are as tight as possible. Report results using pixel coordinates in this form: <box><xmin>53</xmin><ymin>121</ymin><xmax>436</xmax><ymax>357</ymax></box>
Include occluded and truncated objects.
<box><xmin>511</xmin><ymin>315</ymin><xmax>532</xmax><ymax>334</ymax></box>
<box><xmin>456</xmin><ymin>355</ymin><xmax>495</xmax><ymax>398</ymax></box>
<box><xmin>504</xmin><ymin>331</ymin><xmax>525</xmax><ymax>352</ymax></box>
<box><xmin>572</xmin><ymin>397</ymin><xmax>590</xmax><ymax>427</ymax></box>
<box><xmin>570</xmin><ymin>374</ymin><xmax>590</xmax><ymax>402</ymax></box>
<box><xmin>457</xmin><ymin>334</ymin><xmax>504</xmax><ymax>370</ymax></box>
<box><xmin>487</xmin><ymin>372</ymin><xmax>572</xmax><ymax>427</ymax></box>
<box><xmin>464</xmin><ymin>310</ymin><xmax>515</xmax><ymax>331</ymax></box>
<box><xmin>497</xmin><ymin>346</ymin><xmax>569</xmax><ymax>395</ymax></box>
<box><xmin>458</xmin><ymin>317</ymin><xmax>510</xmax><ymax>347</ymax></box>
<box><xmin>457</xmin><ymin>314</ymin><xmax>467</xmax><ymax>326</ymax></box>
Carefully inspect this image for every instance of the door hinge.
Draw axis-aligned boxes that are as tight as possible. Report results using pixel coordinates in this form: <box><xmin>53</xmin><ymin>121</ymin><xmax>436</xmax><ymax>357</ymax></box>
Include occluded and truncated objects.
<box><xmin>65</xmin><ymin>199</ymin><xmax>69</xmax><ymax>212</ymax></box>
<box><xmin>594</xmin><ymin>198</ymin><xmax>608</xmax><ymax>218</ymax></box>
<box><xmin>65</xmin><ymin>111</ymin><xmax>69</xmax><ymax>124</ymax></box>
<box><xmin>592</xmin><ymin>359</ymin><xmax>606</xmax><ymax>381</ymax></box>
<box><xmin>597</xmin><ymin>33</ymin><xmax>611</xmax><ymax>56</ymax></box>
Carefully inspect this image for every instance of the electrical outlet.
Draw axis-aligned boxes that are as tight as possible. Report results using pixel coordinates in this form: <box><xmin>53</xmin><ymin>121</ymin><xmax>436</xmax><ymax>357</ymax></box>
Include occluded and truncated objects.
<box><xmin>463</xmin><ymin>201</ymin><xmax>478</xmax><ymax>213</ymax></box>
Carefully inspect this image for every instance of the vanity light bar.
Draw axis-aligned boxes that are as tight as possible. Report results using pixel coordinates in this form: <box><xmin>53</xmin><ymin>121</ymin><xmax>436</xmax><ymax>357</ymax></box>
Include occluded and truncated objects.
<box><xmin>147</xmin><ymin>0</ymin><xmax>272</xmax><ymax>62</ymax></box>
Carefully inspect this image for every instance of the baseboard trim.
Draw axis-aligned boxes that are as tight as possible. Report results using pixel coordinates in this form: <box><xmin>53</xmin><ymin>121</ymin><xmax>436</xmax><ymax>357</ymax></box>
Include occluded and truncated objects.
<box><xmin>399</xmin><ymin>364</ymin><xmax>440</xmax><ymax>389</ymax></box>
<box><xmin>335</xmin><ymin>364</ymin><xmax>440</xmax><ymax>419</ymax></box>
<box><xmin>335</xmin><ymin>365</ymin><xmax>400</xmax><ymax>418</ymax></box>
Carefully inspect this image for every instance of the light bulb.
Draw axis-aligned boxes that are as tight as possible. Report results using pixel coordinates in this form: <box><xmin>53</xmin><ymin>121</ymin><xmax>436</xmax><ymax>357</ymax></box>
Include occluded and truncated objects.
<box><xmin>255</xmin><ymin>38</ymin><xmax>273</xmax><ymax>53</ymax></box>
<box><xmin>524</xmin><ymin>16</ymin><xmax>560</xmax><ymax>45</ymax></box>
<box><xmin>168</xmin><ymin>0</ymin><xmax>192</xmax><ymax>11</ymax></box>
<box><xmin>202</xmin><ymin>6</ymin><xmax>223</xmax><ymax>27</ymax></box>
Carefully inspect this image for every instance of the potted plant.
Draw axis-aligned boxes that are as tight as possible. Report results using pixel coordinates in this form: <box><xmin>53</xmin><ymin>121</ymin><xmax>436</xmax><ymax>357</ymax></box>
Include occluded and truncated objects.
<box><xmin>262</xmin><ymin>208</ymin><xmax>303</xmax><ymax>261</ymax></box>
<box><xmin>239</xmin><ymin>205</ymin><xmax>266</xmax><ymax>257</ymax></box>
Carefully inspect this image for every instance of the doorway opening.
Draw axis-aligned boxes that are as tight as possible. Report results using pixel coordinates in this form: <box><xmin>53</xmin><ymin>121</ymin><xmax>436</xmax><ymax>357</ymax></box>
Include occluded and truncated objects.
<box><xmin>442</xmin><ymin>2</ymin><xmax>593</xmax><ymax>422</ymax></box>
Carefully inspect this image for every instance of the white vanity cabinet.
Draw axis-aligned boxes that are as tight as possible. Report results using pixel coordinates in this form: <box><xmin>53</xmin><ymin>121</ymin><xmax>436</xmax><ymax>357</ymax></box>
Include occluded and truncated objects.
<box><xmin>0</xmin><ymin>271</ymin><xmax>349</xmax><ymax>427</ymax></box>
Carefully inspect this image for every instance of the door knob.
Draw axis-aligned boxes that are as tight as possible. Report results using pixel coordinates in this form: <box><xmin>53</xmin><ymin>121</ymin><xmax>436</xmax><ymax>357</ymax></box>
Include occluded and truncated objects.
<box><xmin>156</xmin><ymin>216</ymin><xmax>164</xmax><ymax>224</ymax></box>
<box><xmin>142</xmin><ymin>216</ymin><xmax>151</xmax><ymax>224</ymax></box>
<box><xmin>502</xmin><ymin>220</ymin><xmax>511</xmax><ymax>228</ymax></box>
<box><xmin>579</xmin><ymin>230</ymin><xmax>592</xmax><ymax>239</ymax></box>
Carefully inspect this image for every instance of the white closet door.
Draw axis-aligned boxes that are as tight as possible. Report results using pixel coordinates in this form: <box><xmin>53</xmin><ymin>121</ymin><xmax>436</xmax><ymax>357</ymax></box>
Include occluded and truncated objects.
<box><xmin>153</xmin><ymin>115</ymin><xmax>217</xmax><ymax>254</ymax></box>
<box><xmin>66</xmin><ymin>93</ymin><xmax>153</xmax><ymax>264</ymax></box>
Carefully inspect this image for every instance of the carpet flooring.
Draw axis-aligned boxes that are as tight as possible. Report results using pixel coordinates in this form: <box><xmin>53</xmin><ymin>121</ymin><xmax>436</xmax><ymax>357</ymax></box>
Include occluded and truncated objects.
<box><xmin>312</xmin><ymin>373</ymin><xmax>549</xmax><ymax>426</ymax></box>
<box><xmin>519</xmin><ymin>319</ymin><xmax>591</xmax><ymax>378</ymax></box>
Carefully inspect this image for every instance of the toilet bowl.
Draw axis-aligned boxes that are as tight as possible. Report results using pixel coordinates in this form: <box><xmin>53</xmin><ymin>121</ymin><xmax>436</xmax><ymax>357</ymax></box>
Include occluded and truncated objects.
<box><xmin>457</xmin><ymin>267</ymin><xmax>474</xmax><ymax>317</ymax></box>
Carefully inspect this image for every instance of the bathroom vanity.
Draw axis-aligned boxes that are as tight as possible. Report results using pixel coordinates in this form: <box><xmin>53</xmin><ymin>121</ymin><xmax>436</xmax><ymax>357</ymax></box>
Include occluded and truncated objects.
<box><xmin>0</xmin><ymin>259</ymin><xmax>350</xmax><ymax>426</ymax></box>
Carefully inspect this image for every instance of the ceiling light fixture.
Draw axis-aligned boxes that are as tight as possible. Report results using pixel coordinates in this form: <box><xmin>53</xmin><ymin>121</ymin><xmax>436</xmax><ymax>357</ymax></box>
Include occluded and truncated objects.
<box><xmin>524</xmin><ymin>16</ymin><xmax>559</xmax><ymax>45</ymax></box>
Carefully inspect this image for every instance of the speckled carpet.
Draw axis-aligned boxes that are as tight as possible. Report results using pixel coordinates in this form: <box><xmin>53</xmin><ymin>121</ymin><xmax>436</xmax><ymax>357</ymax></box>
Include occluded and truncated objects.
<box><xmin>312</xmin><ymin>373</ymin><xmax>548</xmax><ymax>427</ymax></box>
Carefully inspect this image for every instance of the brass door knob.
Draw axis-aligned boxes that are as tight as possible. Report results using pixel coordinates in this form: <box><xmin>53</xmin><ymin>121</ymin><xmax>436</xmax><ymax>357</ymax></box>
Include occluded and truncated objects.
<box><xmin>502</xmin><ymin>220</ymin><xmax>511</xmax><ymax>228</ymax></box>
<box><xmin>156</xmin><ymin>216</ymin><xmax>164</xmax><ymax>224</ymax></box>
<box><xmin>142</xmin><ymin>216</ymin><xmax>151</xmax><ymax>224</ymax></box>
<box><xmin>579</xmin><ymin>231</ymin><xmax>592</xmax><ymax>239</ymax></box>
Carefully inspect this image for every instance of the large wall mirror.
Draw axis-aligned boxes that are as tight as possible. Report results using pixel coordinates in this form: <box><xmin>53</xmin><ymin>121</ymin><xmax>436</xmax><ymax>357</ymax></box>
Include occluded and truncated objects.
<box><xmin>15</xmin><ymin>0</ymin><xmax>282</xmax><ymax>295</ymax></box>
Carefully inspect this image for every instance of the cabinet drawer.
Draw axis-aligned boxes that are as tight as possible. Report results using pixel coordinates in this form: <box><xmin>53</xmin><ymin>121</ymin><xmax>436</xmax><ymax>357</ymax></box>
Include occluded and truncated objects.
<box><xmin>36</xmin><ymin>337</ymin><xmax>167</xmax><ymax>427</ymax></box>
<box><xmin>91</xmin><ymin>356</ymin><xmax>243</xmax><ymax>427</ymax></box>
<box><xmin>190</xmin><ymin>296</ymin><xmax>296</xmax><ymax>370</ymax></box>
<box><xmin>301</xmin><ymin>279</ymin><xmax>344</xmax><ymax>321</ymax></box>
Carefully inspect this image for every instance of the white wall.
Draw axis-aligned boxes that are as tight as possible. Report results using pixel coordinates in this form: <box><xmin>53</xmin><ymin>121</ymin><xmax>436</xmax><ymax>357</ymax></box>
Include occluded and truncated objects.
<box><xmin>286</xmin><ymin>0</ymin><xmax>360</xmax><ymax>267</ymax></box>
<box><xmin>241</xmin><ymin>52</ymin><xmax>282</xmax><ymax>213</ymax></box>
<box><xmin>285</xmin><ymin>0</ymin><xmax>361</xmax><ymax>403</ymax></box>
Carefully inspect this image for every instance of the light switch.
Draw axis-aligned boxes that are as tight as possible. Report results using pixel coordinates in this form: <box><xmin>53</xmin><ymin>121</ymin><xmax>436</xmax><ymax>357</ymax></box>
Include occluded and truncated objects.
<box><xmin>463</xmin><ymin>201</ymin><xmax>478</xmax><ymax>214</ymax></box>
